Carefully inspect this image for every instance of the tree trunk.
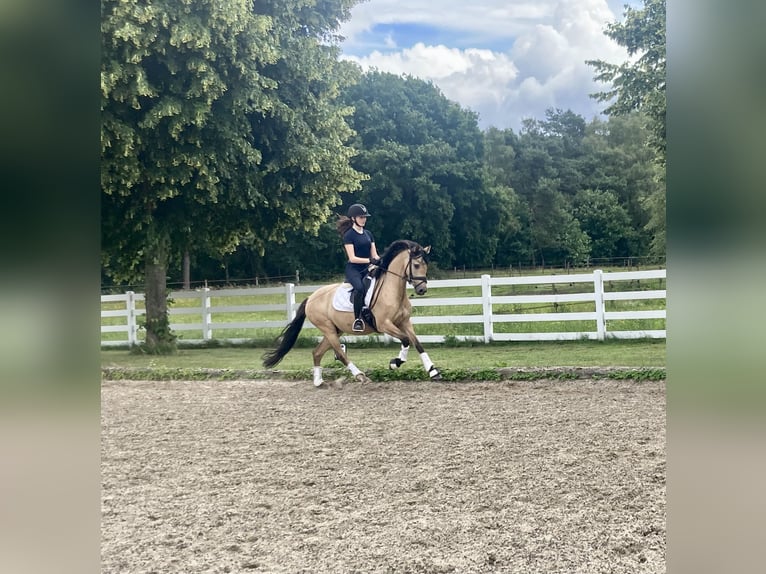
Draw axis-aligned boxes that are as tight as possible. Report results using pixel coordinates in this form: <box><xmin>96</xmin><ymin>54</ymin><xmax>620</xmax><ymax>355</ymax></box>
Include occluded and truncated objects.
<box><xmin>183</xmin><ymin>250</ymin><xmax>191</xmax><ymax>290</ymax></box>
<box><xmin>143</xmin><ymin>237</ymin><xmax>176</xmax><ymax>353</ymax></box>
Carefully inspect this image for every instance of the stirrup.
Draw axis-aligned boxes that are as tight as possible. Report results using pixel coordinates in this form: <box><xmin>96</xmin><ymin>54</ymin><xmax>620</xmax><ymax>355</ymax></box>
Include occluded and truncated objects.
<box><xmin>352</xmin><ymin>318</ymin><xmax>365</xmax><ymax>332</ymax></box>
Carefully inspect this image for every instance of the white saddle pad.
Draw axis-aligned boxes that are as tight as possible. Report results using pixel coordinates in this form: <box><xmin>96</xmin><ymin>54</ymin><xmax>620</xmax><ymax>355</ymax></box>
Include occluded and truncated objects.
<box><xmin>331</xmin><ymin>278</ymin><xmax>376</xmax><ymax>312</ymax></box>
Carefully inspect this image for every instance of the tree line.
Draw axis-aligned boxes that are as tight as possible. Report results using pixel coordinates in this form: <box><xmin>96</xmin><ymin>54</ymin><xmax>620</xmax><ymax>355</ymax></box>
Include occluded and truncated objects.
<box><xmin>101</xmin><ymin>0</ymin><xmax>665</xmax><ymax>351</ymax></box>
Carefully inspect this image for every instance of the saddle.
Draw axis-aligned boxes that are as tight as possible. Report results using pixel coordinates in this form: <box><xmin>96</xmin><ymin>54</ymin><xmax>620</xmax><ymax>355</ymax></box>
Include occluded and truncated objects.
<box><xmin>331</xmin><ymin>276</ymin><xmax>378</xmax><ymax>331</ymax></box>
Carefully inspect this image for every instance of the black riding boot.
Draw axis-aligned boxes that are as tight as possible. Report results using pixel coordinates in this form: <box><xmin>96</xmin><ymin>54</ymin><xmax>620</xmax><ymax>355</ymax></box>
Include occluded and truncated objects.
<box><xmin>352</xmin><ymin>290</ymin><xmax>365</xmax><ymax>332</ymax></box>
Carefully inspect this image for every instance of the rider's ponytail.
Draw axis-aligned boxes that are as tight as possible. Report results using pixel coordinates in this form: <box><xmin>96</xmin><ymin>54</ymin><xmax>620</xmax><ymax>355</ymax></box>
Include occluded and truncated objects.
<box><xmin>336</xmin><ymin>215</ymin><xmax>353</xmax><ymax>238</ymax></box>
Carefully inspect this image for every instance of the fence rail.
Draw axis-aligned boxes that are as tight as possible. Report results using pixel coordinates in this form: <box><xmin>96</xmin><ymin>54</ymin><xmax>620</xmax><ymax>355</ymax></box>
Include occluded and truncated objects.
<box><xmin>100</xmin><ymin>269</ymin><xmax>666</xmax><ymax>347</ymax></box>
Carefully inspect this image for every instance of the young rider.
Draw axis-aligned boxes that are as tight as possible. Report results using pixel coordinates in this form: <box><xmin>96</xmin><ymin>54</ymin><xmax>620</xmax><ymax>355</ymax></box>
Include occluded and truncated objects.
<box><xmin>337</xmin><ymin>203</ymin><xmax>380</xmax><ymax>331</ymax></box>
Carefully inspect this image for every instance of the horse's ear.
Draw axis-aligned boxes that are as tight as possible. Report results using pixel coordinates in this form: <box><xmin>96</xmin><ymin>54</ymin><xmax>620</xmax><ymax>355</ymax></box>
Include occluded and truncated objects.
<box><xmin>423</xmin><ymin>245</ymin><xmax>431</xmax><ymax>254</ymax></box>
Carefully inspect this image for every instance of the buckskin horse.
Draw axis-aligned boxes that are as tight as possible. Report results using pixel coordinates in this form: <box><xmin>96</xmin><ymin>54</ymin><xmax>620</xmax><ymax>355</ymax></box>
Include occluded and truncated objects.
<box><xmin>262</xmin><ymin>239</ymin><xmax>441</xmax><ymax>387</ymax></box>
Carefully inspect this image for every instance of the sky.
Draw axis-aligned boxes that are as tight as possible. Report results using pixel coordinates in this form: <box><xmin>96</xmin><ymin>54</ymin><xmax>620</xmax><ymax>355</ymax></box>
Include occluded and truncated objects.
<box><xmin>337</xmin><ymin>0</ymin><xmax>644</xmax><ymax>131</ymax></box>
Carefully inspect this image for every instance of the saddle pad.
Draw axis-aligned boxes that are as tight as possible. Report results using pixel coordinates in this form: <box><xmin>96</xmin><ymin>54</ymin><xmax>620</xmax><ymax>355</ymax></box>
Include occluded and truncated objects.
<box><xmin>331</xmin><ymin>278</ymin><xmax>376</xmax><ymax>312</ymax></box>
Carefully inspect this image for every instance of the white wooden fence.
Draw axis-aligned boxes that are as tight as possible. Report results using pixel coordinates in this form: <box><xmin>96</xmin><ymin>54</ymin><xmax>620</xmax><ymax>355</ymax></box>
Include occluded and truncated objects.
<box><xmin>101</xmin><ymin>269</ymin><xmax>666</xmax><ymax>347</ymax></box>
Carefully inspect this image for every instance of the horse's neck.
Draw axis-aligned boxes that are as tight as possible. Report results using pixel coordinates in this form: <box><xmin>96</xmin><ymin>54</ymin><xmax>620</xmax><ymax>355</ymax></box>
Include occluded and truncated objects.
<box><xmin>379</xmin><ymin>253</ymin><xmax>408</xmax><ymax>297</ymax></box>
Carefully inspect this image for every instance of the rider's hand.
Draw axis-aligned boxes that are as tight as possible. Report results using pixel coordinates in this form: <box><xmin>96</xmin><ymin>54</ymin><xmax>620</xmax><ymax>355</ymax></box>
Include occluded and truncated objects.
<box><xmin>370</xmin><ymin>257</ymin><xmax>381</xmax><ymax>266</ymax></box>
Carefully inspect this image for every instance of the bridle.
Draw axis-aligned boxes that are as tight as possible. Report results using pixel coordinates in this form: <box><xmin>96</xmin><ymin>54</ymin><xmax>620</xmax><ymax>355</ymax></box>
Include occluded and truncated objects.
<box><xmin>369</xmin><ymin>248</ymin><xmax>428</xmax><ymax>309</ymax></box>
<box><xmin>378</xmin><ymin>248</ymin><xmax>428</xmax><ymax>290</ymax></box>
<box><xmin>405</xmin><ymin>250</ymin><xmax>429</xmax><ymax>292</ymax></box>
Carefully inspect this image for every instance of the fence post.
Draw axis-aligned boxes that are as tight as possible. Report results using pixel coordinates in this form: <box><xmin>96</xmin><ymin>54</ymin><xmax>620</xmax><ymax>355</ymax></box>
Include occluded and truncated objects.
<box><xmin>481</xmin><ymin>274</ymin><xmax>493</xmax><ymax>344</ymax></box>
<box><xmin>593</xmin><ymin>270</ymin><xmax>606</xmax><ymax>340</ymax></box>
<box><xmin>126</xmin><ymin>291</ymin><xmax>136</xmax><ymax>346</ymax></box>
<box><xmin>201</xmin><ymin>287</ymin><xmax>212</xmax><ymax>340</ymax></box>
<box><xmin>286</xmin><ymin>283</ymin><xmax>296</xmax><ymax>320</ymax></box>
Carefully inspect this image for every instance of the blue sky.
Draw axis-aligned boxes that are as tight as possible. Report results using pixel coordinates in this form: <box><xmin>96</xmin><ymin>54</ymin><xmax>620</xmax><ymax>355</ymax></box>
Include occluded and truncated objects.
<box><xmin>338</xmin><ymin>0</ymin><xmax>644</xmax><ymax>131</ymax></box>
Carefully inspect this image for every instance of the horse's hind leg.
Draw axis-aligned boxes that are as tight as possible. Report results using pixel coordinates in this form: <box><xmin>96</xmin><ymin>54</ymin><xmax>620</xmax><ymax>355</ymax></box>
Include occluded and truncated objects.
<box><xmin>311</xmin><ymin>337</ymin><xmax>333</xmax><ymax>387</ymax></box>
<box><xmin>313</xmin><ymin>334</ymin><xmax>371</xmax><ymax>385</ymax></box>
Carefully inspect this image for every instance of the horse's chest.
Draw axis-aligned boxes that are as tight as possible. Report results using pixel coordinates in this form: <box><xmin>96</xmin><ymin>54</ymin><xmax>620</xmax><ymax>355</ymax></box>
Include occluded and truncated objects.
<box><xmin>393</xmin><ymin>297</ymin><xmax>412</xmax><ymax>319</ymax></box>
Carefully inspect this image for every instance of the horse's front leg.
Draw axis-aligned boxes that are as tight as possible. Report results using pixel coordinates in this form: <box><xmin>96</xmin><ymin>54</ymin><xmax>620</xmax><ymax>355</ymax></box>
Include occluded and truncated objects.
<box><xmin>401</xmin><ymin>321</ymin><xmax>441</xmax><ymax>380</ymax></box>
<box><xmin>380</xmin><ymin>320</ymin><xmax>441</xmax><ymax>380</ymax></box>
<box><xmin>389</xmin><ymin>338</ymin><xmax>410</xmax><ymax>370</ymax></box>
<box><xmin>376</xmin><ymin>320</ymin><xmax>410</xmax><ymax>370</ymax></box>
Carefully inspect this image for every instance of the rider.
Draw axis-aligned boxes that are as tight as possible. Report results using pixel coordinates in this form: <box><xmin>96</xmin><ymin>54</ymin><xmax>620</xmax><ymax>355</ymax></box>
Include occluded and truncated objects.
<box><xmin>338</xmin><ymin>203</ymin><xmax>381</xmax><ymax>332</ymax></box>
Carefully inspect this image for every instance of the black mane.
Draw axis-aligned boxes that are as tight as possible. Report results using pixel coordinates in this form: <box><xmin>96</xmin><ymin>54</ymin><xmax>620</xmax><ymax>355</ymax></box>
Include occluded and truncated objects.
<box><xmin>370</xmin><ymin>239</ymin><xmax>423</xmax><ymax>279</ymax></box>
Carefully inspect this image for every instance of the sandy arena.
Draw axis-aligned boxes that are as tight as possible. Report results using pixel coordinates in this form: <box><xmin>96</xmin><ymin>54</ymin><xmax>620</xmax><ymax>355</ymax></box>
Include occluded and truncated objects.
<box><xmin>101</xmin><ymin>378</ymin><xmax>665</xmax><ymax>573</ymax></box>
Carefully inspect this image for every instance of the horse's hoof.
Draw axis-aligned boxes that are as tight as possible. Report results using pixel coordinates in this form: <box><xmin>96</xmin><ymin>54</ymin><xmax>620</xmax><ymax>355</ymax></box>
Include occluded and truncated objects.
<box><xmin>355</xmin><ymin>373</ymin><xmax>372</xmax><ymax>384</ymax></box>
<box><xmin>428</xmin><ymin>367</ymin><xmax>442</xmax><ymax>381</ymax></box>
<box><xmin>389</xmin><ymin>358</ymin><xmax>405</xmax><ymax>370</ymax></box>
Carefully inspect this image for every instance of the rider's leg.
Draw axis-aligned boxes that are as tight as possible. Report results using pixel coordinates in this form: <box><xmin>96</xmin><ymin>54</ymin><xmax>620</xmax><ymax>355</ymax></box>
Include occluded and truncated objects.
<box><xmin>352</xmin><ymin>289</ymin><xmax>365</xmax><ymax>331</ymax></box>
<box><xmin>348</xmin><ymin>272</ymin><xmax>366</xmax><ymax>332</ymax></box>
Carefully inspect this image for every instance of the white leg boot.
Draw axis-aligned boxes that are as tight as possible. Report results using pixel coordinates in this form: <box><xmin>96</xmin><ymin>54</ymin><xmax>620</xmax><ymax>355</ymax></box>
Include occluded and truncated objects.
<box><xmin>419</xmin><ymin>352</ymin><xmax>441</xmax><ymax>379</ymax></box>
<box><xmin>347</xmin><ymin>362</ymin><xmax>362</xmax><ymax>377</ymax></box>
<box><xmin>313</xmin><ymin>366</ymin><xmax>324</xmax><ymax>387</ymax></box>
<box><xmin>389</xmin><ymin>345</ymin><xmax>410</xmax><ymax>369</ymax></box>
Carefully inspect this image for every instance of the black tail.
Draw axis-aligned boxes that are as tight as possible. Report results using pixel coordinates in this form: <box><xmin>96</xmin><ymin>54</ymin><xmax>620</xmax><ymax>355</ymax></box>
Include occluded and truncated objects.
<box><xmin>262</xmin><ymin>299</ymin><xmax>308</xmax><ymax>368</ymax></box>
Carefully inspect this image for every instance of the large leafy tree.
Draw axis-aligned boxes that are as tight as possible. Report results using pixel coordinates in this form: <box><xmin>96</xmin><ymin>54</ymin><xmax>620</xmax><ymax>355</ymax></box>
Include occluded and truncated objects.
<box><xmin>342</xmin><ymin>72</ymin><xmax>500</xmax><ymax>267</ymax></box>
<box><xmin>580</xmin><ymin>113</ymin><xmax>663</xmax><ymax>257</ymax></box>
<box><xmin>534</xmin><ymin>109</ymin><xmax>588</xmax><ymax>199</ymax></box>
<box><xmin>526</xmin><ymin>177</ymin><xmax>590</xmax><ymax>267</ymax></box>
<box><xmin>587</xmin><ymin>0</ymin><xmax>666</xmax><ymax>157</ymax></box>
<box><xmin>101</xmin><ymin>0</ymin><xmax>363</xmax><ymax>351</ymax></box>
<box><xmin>482</xmin><ymin>127</ymin><xmax>529</xmax><ymax>267</ymax></box>
<box><xmin>505</xmin><ymin>116</ymin><xmax>591</xmax><ymax>266</ymax></box>
<box><xmin>587</xmin><ymin>0</ymin><xmax>665</xmax><ymax>258</ymax></box>
<box><xmin>573</xmin><ymin>188</ymin><xmax>635</xmax><ymax>260</ymax></box>
<box><xmin>485</xmin><ymin>111</ymin><xmax>657</xmax><ymax>267</ymax></box>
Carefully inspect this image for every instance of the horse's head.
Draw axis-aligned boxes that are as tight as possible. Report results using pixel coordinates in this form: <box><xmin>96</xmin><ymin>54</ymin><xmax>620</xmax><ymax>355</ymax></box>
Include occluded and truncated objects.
<box><xmin>375</xmin><ymin>240</ymin><xmax>432</xmax><ymax>295</ymax></box>
<box><xmin>407</xmin><ymin>243</ymin><xmax>431</xmax><ymax>295</ymax></box>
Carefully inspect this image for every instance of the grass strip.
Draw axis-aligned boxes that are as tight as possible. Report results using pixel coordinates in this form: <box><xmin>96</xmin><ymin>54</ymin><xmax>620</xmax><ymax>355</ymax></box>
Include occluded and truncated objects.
<box><xmin>102</xmin><ymin>365</ymin><xmax>665</xmax><ymax>383</ymax></box>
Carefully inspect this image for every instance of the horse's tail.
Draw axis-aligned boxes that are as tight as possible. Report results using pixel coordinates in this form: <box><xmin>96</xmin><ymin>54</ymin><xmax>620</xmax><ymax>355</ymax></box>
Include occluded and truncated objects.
<box><xmin>262</xmin><ymin>299</ymin><xmax>308</xmax><ymax>368</ymax></box>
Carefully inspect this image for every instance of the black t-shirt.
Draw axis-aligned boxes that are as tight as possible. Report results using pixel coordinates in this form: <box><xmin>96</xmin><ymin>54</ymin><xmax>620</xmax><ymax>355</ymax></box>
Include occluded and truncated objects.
<box><xmin>343</xmin><ymin>228</ymin><xmax>375</xmax><ymax>272</ymax></box>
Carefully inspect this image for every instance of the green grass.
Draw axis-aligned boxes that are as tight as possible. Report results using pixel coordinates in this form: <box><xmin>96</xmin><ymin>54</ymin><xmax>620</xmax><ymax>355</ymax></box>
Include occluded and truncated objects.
<box><xmin>101</xmin><ymin>339</ymin><xmax>665</xmax><ymax>371</ymax></box>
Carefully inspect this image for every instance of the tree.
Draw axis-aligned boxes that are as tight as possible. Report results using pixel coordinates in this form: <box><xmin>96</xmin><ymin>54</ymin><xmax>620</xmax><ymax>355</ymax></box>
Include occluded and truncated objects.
<box><xmin>505</xmin><ymin>119</ymin><xmax>574</xmax><ymax>266</ymax></box>
<box><xmin>482</xmin><ymin>127</ymin><xmax>529</xmax><ymax>267</ymax></box>
<box><xmin>587</xmin><ymin>0</ymin><xmax>666</xmax><ymax>157</ymax></box>
<box><xmin>101</xmin><ymin>0</ymin><xmax>364</xmax><ymax>352</ymax></box>
<box><xmin>587</xmin><ymin>0</ymin><xmax>665</xmax><ymax>258</ymax></box>
<box><xmin>580</xmin><ymin>113</ymin><xmax>662</xmax><ymax>255</ymax></box>
<box><xmin>527</xmin><ymin>178</ymin><xmax>590</xmax><ymax>266</ymax></box>
<box><xmin>536</xmin><ymin>109</ymin><xmax>588</xmax><ymax>199</ymax></box>
<box><xmin>341</xmin><ymin>72</ymin><xmax>500</xmax><ymax>268</ymax></box>
<box><xmin>573</xmin><ymin>188</ymin><xmax>635</xmax><ymax>260</ymax></box>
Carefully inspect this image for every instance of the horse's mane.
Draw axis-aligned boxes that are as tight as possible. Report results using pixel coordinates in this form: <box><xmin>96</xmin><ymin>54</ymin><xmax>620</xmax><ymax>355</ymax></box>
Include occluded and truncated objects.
<box><xmin>369</xmin><ymin>239</ymin><xmax>423</xmax><ymax>279</ymax></box>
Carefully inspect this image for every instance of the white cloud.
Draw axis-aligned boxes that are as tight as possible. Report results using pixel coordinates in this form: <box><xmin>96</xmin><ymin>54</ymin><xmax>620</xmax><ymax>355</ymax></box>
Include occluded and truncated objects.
<box><xmin>338</xmin><ymin>0</ymin><xmax>642</xmax><ymax>130</ymax></box>
<box><xmin>350</xmin><ymin>43</ymin><xmax>515</xmax><ymax>81</ymax></box>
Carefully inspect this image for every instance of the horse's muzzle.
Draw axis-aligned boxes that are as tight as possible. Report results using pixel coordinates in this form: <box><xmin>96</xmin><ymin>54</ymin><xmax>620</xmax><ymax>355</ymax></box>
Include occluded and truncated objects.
<box><xmin>414</xmin><ymin>281</ymin><xmax>427</xmax><ymax>296</ymax></box>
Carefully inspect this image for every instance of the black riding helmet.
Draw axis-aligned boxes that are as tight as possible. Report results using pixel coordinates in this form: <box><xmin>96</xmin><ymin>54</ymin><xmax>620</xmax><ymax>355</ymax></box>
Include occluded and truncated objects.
<box><xmin>347</xmin><ymin>203</ymin><xmax>371</xmax><ymax>218</ymax></box>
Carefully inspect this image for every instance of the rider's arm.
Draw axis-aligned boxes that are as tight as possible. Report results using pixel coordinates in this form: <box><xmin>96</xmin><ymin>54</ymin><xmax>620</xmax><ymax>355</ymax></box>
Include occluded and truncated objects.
<box><xmin>344</xmin><ymin>243</ymin><xmax>371</xmax><ymax>264</ymax></box>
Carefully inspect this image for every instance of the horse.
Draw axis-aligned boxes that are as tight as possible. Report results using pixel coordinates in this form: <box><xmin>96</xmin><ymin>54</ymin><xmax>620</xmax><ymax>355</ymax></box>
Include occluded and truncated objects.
<box><xmin>262</xmin><ymin>239</ymin><xmax>441</xmax><ymax>387</ymax></box>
